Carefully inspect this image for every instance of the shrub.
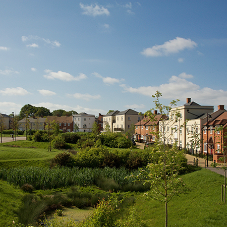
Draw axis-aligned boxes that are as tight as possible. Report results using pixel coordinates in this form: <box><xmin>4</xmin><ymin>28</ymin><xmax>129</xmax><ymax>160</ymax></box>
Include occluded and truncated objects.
<box><xmin>51</xmin><ymin>135</ymin><xmax>67</xmax><ymax>149</ymax></box>
<box><xmin>53</xmin><ymin>152</ymin><xmax>75</xmax><ymax>167</ymax></box>
<box><xmin>62</xmin><ymin>132</ymin><xmax>80</xmax><ymax>144</ymax></box>
<box><xmin>21</xmin><ymin>183</ymin><xmax>34</xmax><ymax>193</ymax></box>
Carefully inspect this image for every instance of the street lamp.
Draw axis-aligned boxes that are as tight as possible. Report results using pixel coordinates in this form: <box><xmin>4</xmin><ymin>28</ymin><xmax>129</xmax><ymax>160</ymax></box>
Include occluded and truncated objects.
<box><xmin>205</xmin><ymin>113</ymin><xmax>212</xmax><ymax>167</ymax></box>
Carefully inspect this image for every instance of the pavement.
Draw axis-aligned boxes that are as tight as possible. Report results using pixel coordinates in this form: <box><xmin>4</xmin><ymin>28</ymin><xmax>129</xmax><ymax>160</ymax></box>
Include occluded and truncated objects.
<box><xmin>0</xmin><ymin>136</ymin><xmax>26</xmax><ymax>143</ymax></box>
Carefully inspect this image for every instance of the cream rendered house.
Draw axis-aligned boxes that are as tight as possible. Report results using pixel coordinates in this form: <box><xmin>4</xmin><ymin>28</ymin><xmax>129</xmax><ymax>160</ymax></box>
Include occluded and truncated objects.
<box><xmin>161</xmin><ymin>98</ymin><xmax>214</xmax><ymax>149</ymax></box>
<box><xmin>113</xmin><ymin>109</ymin><xmax>142</xmax><ymax>132</ymax></box>
<box><xmin>103</xmin><ymin>111</ymin><xmax>120</xmax><ymax>132</ymax></box>
<box><xmin>73</xmin><ymin>113</ymin><xmax>95</xmax><ymax>132</ymax></box>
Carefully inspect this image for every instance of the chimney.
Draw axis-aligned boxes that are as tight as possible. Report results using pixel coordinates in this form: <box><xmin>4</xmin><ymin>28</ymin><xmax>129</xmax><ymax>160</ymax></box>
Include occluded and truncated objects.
<box><xmin>153</xmin><ymin>110</ymin><xmax>157</xmax><ymax>115</ymax></box>
<box><xmin>186</xmin><ymin>98</ymin><xmax>191</xmax><ymax>103</ymax></box>
<box><xmin>218</xmin><ymin>105</ymin><xmax>224</xmax><ymax>110</ymax></box>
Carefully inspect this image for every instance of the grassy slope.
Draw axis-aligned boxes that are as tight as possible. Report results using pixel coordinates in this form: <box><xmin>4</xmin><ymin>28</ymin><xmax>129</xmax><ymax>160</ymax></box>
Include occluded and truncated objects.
<box><xmin>0</xmin><ymin>141</ymin><xmax>61</xmax><ymax>168</ymax></box>
<box><xmin>0</xmin><ymin>180</ymin><xmax>24</xmax><ymax>226</ymax></box>
<box><xmin>133</xmin><ymin>168</ymin><xmax>227</xmax><ymax>227</ymax></box>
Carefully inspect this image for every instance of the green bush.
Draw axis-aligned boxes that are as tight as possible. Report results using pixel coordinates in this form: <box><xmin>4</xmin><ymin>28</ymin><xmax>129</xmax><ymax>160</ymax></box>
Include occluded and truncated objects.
<box><xmin>53</xmin><ymin>152</ymin><xmax>75</xmax><ymax>167</ymax></box>
<box><xmin>74</xmin><ymin>147</ymin><xmax>105</xmax><ymax>168</ymax></box>
<box><xmin>62</xmin><ymin>132</ymin><xmax>80</xmax><ymax>144</ymax></box>
<box><xmin>51</xmin><ymin>135</ymin><xmax>67</xmax><ymax>149</ymax></box>
<box><xmin>21</xmin><ymin>183</ymin><xmax>34</xmax><ymax>193</ymax></box>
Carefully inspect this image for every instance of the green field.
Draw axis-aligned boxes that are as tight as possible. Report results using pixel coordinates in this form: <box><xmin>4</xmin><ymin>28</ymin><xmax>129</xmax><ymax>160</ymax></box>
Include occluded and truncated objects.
<box><xmin>0</xmin><ymin>141</ymin><xmax>227</xmax><ymax>226</ymax></box>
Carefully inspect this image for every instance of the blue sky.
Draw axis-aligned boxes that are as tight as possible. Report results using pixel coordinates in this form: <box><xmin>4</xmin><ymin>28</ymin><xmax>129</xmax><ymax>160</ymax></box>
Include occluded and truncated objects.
<box><xmin>1</xmin><ymin>0</ymin><xmax>227</xmax><ymax>116</ymax></box>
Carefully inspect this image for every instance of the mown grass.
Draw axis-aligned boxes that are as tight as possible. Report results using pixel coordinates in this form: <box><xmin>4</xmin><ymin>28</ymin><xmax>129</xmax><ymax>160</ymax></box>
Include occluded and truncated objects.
<box><xmin>132</xmin><ymin>168</ymin><xmax>227</xmax><ymax>227</ymax></box>
<box><xmin>0</xmin><ymin>180</ymin><xmax>24</xmax><ymax>226</ymax></box>
<box><xmin>0</xmin><ymin>141</ymin><xmax>62</xmax><ymax>168</ymax></box>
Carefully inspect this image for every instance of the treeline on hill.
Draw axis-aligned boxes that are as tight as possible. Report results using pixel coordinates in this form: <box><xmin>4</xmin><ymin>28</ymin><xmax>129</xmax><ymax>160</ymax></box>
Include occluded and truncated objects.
<box><xmin>18</xmin><ymin>104</ymin><xmax>78</xmax><ymax>119</ymax></box>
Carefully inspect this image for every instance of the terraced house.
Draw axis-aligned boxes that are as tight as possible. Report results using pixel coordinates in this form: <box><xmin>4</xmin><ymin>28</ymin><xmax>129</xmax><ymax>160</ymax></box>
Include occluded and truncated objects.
<box><xmin>103</xmin><ymin>109</ymin><xmax>142</xmax><ymax>133</ymax></box>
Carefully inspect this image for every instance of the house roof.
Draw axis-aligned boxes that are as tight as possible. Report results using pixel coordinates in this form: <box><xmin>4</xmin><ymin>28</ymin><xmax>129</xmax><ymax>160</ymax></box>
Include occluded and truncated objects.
<box><xmin>19</xmin><ymin>117</ymin><xmax>47</xmax><ymax>123</ymax></box>
<box><xmin>117</xmin><ymin>109</ymin><xmax>139</xmax><ymax>115</ymax></box>
<box><xmin>204</xmin><ymin>111</ymin><xmax>227</xmax><ymax>127</ymax></box>
<box><xmin>184</xmin><ymin>101</ymin><xmax>201</xmax><ymax>106</ymax></box>
<box><xmin>46</xmin><ymin>116</ymin><xmax>73</xmax><ymax>123</ymax></box>
<box><xmin>73</xmin><ymin>112</ymin><xmax>95</xmax><ymax>117</ymax></box>
<box><xmin>135</xmin><ymin>114</ymin><xmax>166</xmax><ymax>126</ymax></box>
<box><xmin>104</xmin><ymin>110</ymin><xmax>120</xmax><ymax>116</ymax></box>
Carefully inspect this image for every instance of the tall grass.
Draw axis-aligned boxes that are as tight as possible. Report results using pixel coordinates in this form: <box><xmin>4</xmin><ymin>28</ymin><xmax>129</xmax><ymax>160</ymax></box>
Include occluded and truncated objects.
<box><xmin>0</xmin><ymin>166</ymin><xmax>138</xmax><ymax>190</ymax></box>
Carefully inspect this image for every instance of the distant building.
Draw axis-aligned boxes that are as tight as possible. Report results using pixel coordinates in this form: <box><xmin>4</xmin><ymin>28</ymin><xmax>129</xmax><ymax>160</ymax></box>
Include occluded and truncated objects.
<box><xmin>73</xmin><ymin>113</ymin><xmax>95</xmax><ymax>132</ymax></box>
<box><xmin>18</xmin><ymin>117</ymin><xmax>46</xmax><ymax>131</ymax></box>
<box><xmin>46</xmin><ymin>116</ymin><xmax>73</xmax><ymax>132</ymax></box>
<box><xmin>0</xmin><ymin>114</ymin><xmax>12</xmax><ymax>130</ymax></box>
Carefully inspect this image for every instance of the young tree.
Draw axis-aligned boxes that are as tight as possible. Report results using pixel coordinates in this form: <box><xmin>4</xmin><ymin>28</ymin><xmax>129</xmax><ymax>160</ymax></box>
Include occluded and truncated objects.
<box><xmin>0</xmin><ymin>114</ymin><xmax>5</xmax><ymax>143</ymax></box>
<box><xmin>137</xmin><ymin>91</ymin><xmax>186</xmax><ymax>227</ymax></box>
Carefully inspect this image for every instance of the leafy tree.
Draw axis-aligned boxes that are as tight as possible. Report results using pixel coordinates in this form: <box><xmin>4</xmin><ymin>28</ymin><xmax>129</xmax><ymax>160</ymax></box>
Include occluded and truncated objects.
<box><xmin>52</xmin><ymin>109</ymin><xmax>77</xmax><ymax>116</ymax></box>
<box><xmin>92</xmin><ymin>121</ymin><xmax>100</xmax><ymax>136</ymax></box>
<box><xmin>107</xmin><ymin>110</ymin><xmax>114</xmax><ymax>114</ymax></box>
<box><xmin>19</xmin><ymin>104</ymin><xmax>51</xmax><ymax>119</ymax></box>
<box><xmin>137</xmin><ymin>91</ymin><xmax>186</xmax><ymax>227</ymax></box>
<box><xmin>35</xmin><ymin>106</ymin><xmax>51</xmax><ymax>117</ymax></box>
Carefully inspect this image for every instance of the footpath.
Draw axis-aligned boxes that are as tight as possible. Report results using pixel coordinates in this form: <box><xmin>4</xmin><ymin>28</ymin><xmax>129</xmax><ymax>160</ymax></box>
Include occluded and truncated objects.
<box><xmin>0</xmin><ymin>136</ymin><xmax>26</xmax><ymax>143</ymax></box>
<box><xmin>136</xmin><ymin>142</ymin><xmax>226</xmax><ymax>177</ymax></box>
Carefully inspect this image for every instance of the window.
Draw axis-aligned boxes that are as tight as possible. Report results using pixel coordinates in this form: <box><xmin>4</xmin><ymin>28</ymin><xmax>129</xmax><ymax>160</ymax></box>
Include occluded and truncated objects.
<box><xmin>84</xmin><ymin>118</ymin><xmax>86</xmax><ymax>121</ymax></box>
<box><xmin>121</xmin><ymin>116</ymin><xmax>123</xmax><ymax>121</ymax></box>
<box><xmin>146</xmin><ymin>126</ymin><xmax>148</xmax><ymax>130</ymax></box>
<box><xmin>187</xmin><ymin>127</ymin><xmax>189</xmax><ymax>134</ymax></box>
<box><xmin>167</xmin><ymin>126</ymin><xmax>169</xmax><ymax>132</ymax></box>
<box><xmin>142</xmin><ymin>126</ymin><xmax>143</xmax><ymax>129</ymax></box>
<box><xmin>204</xmin><ymin>126</ymin><xmax>207</xmax><ymax>134</ymax></box>
<box><xmin>204</xmin><ymin>143</ymin><xmax>207</xmax><ymax>153</ymax></box>
<box><xmin>59</xmin><ymin>123</ymin><xmax>61</xmax><ymax>126</ymax></box>
<box><xmin>210</xmin><ymin>126</ymin><xmax>213</xmax><ymax>134</ymax></box>
<box><xmin>64</xmin><ymin>123</ymin><xmax>66</xmax><ymax>126</ymax></box>
<box><xmin>152</xmin><ymin>136</ymin><xmax>155</xmax><ymax>141</ymax></box>
<box><xmin>217</xmin><ymin>144</ymin><xmax>221</xmax><ymax>153</ymax></box>
<box><xmin>128</xmin><ymin>117</ymin><xmax>131</xmax><ymax>121</ymax></box>
<box><xmin>138</xmin><ymin>117</ymin><xmax>140</xmax><ymax>121</ymax></box>
<box><xmin>68</xmin><ymin>123</ymin><xmax>70</xmax><ymax>126</ymax></box>
<box><xmin>136</xmin><ymin>126</ymin><xmax>138</xmax><ymax>129</ymax></box>
<box><xmin>196</xmin><ymin>127</ymin><xmax>198</xmax><ymax>134</ymax></box>
<box><xmin>128</xmin><ymin>125</ymin><xmax>130</xmax><ymax>129</ymax></box>
<box><xmin>180</xmin><ymin>127</ymin><xmax>182</xmax><ymax>135</ymax></box>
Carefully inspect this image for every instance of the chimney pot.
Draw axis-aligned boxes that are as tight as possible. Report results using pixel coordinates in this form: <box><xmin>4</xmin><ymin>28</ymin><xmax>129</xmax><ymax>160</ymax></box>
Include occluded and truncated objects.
<box><xmin>218</xmin><ymin>105</ymin><xmax>224</xmax><ymax>110</ymax></box>
<box><xmin>186</xmin><ymin>98</ymin><xmax>191</xmax><ymax>103</ymax></box>
<box><xmin>154</xmin><ymin>110</ymin><xmax>157</xmax><ymax>115</ymax></box>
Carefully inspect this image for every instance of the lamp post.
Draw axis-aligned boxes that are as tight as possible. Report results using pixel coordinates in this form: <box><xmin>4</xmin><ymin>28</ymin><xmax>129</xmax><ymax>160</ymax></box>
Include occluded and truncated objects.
<box><xmin>206</xmin><ymin>113</ymin><xmax>212</xmax><ymax>167</ymax></box>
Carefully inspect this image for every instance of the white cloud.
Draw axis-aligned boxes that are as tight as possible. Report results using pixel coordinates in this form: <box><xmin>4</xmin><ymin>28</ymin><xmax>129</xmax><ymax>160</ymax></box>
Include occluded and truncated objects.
<box><xmin>80</xmin><ymin>3</ymin><xmax>110</xmax><ymax>16</ymax></box>
<box><xmin>31</xmin><ymin>68</ymin><xmax>36</xmax><ymax>71</ymax></box>
<box><xmin>38</xmin><ymin>89</ymin><xmax>56</xmax><ymax>96</ymax></box>
<box><xmin>69</xmin><ymin>93</ymin><xmax>101</xmax><ymax>101</ymax></box>
<box><xmin>179</xmin><ymin>72</ymin><xmax>193</xmax><ymax>79</ymax></box>
<box><xmin>125</xmin><ymin>104</ymin><xmax>145</xmax><ymax>109</ymax></box>
<box><xmin>93</xmin><ymin>72</ymin><xmax>124</xmax><ymax>85</ymax></box>
<box><xmin>26</xmin><ymin>43</ymin><xmax>39</xmax><ymax>48</ymax></box>
<box><xmin>0</xmin><ymin>46</ymin><xmax>9</xmax><ymax>51</ymax></box>
<box><xmin>121</xmin><ymin>73</ymin><xmax>227</xmax><ymax>107</ymax></box>
<box><xmin>44</xmin><ymin>70</ymin><xmax>87</xmax><ymax>81</ymax></box>
<box><xmin>22</xmin><ymin>35</ymin><xmax>61</xmax><ymax>47</ymax></box>
<box><xmin>0</xmin><ymin>102</ymin><xmax>22</xmax><ymax>114</ymax></box>
<box><xmin>141</xmin><ymin>37</ymin><xmax>197</xmax><ymax>57</ymax></box>
<box><xmin>0</xmin><ymin>87</ymin><xmax>30</xmax><ymax>96</ymax></box>
<box><xmin>0</xmin><ymin>69</ymin><xmax>19</xmax><ymax>75</ymax></box>
<box><xmin>178</xmin><ymin>58</ymin><xmax>184</xmax><ymax>63</ymax></box>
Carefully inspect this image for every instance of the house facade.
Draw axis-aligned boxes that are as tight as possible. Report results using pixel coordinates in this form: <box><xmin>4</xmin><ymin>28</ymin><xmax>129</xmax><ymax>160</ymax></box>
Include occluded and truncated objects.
<box><xmin>46</xmin><ymin>116</ymin><xmax>73</xmax><ymax>132</ymax></box>
<box><xmin>18</xmin><ymin>117</ymin><xmax>46</xmax><ymax>131</ymax></box>
<box><xmin>73</xmin><ymin>113</ymin><xmax>95</xmax><ymax>132</ymax></box>
<box><xmin>103</xmin><ymin>111</ymin><xmax>120</xmax><ymax>132</ymax></box>
<box><xmin>161</xmin><ymin>98</ymin><xmax>214</xmax><ymax>149</ymax></box>
<box><xmin>202</xmin><ymin>107</ymin><xmax>227</xmax><ymax>163</ymax></box>
<box><xmin>113</xmin><ymin>109</ymin><xmax>142</xmax><ymax>133</ymax></box>
<box><xmin>95</xmin><ymin>113</ymin><xmax>103</xmax><ymax>132</ymax></box>
<box><xmin>134</xmin><ymin>110</ymin><xmax>164</xmax><ymax>143</ymax></box>
<box><xmin>0</xmin><ymin>114</ymin><xmax>11</xmax><ymax>130</ymax></box>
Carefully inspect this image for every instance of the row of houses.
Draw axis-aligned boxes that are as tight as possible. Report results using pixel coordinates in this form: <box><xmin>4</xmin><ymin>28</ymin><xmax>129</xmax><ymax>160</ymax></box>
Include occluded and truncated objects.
<box><xmin>17</xmin><ymin>113</ymin><xmax>102</xmax><ymax>133</ymax></box>
<box><xmin>134</xmin><ymin>98</ymin><xmax>227</xmax><ymax>163</ymax></box>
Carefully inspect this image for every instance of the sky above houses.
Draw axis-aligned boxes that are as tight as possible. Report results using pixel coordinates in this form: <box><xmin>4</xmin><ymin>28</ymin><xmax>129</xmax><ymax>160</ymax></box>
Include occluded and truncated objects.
<box><xmin>1</xmin><ymin>0</ymin><xmax>227</xmax><ymax>116</ymax></box>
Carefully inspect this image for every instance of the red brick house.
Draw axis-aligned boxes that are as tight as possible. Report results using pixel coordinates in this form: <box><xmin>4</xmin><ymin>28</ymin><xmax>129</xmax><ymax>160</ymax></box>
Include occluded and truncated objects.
<box><xmin>46</xmin><ymin>116</ymin><xmax>73</xmax><ymax>132</ymax></box>
<box><xmin>203</xmin><ymin>106</ymin><xmax>227</xmax><ymax>163</ymax></box>
<box><xmin>95</xmin><ymin>113</ymin><xmax>103</xmax><ymax>132</ymax></box>
<box><xmin>134</xmin><ymin>111</ymin><xmax>165</xmax><ymax>143</ymax></box>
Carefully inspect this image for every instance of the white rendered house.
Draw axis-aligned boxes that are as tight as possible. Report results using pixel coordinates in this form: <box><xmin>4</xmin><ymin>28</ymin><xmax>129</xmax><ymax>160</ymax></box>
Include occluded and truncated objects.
<box><xmin>73</xmin><ymin>113</ymin><xmax>95</xmax><ymax>132</ymax></box>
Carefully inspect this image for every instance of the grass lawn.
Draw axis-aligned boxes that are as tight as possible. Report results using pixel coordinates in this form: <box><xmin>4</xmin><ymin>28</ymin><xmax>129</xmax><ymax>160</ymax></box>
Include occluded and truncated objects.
<box><xmin>0</xmin><ymin>141</ymin><xmax>62</xmax><ymax>168</ymax></box>
<box><xmin>0</xmin><ymin>180</ymin><xmax>24</xmax><ymax>226</ymax></box>
<box><xmin>133</xmin><ymin>168</ymin><xmax>227</xmax><ymax>227</ymax></box>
